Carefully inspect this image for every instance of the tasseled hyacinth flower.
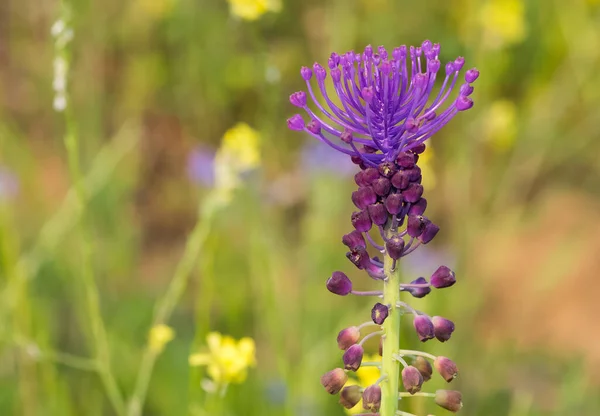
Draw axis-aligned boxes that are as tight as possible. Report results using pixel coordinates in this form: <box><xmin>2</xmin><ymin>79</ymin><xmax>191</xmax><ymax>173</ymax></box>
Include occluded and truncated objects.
<box><xmin>289</xmin><ymin>41</ymin><xmax>477</xmax><ymax>416</ymax></box>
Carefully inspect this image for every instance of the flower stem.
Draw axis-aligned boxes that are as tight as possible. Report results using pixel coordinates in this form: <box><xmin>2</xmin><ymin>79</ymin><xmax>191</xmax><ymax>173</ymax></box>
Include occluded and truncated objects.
<box><xmin>381</xmin><ymin>225</ymin><xmax>401</xmax><ymax>416</ymax></box>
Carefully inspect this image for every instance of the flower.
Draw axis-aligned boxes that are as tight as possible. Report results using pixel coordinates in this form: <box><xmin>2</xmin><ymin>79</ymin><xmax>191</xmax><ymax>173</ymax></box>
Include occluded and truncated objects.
<box><xmin>187</xmin><ymin>146</ymin><xmax>216</xmax><ymax>187</ymax></box>
<box><xmin>189</xmin><ymin>332</ymin><xmax>256</xmax><ymax>385</ymax></box>
<box><xmin>288</xmin><ymin>41</ymin><xmax>477</xmax><ymax>165</ymax></box>
<box><xmin>343</xmin><ymin>354</ymin><xmax>381</xmax><ymax>415</ymax></box>
<box><xmin>226</xmin><ymin>0</ymin><xmax>281</xmax><ymax>21</ymax></box>
<box><xmin>213</xmin><ymin>122</ymin><xmax>261</xmax><ymax>203</ymax></box>
<box><xmin>148</xmin><ymin>324</ymin><xmax>175</xmax><ymax>353</ymax></box>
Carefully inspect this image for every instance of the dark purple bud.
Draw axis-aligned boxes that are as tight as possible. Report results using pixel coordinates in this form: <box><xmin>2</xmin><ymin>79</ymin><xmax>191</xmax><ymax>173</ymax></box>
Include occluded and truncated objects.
<box><xmin>343</xmin><ymin>344</ymin><xmax>364</xmax><ymax>371</ymax></box>
<box><xmin>465</xmin><ymin>68</ymin><xmax>479</xmax><ymax>83</ymax></box>
<box><xmin>377</xmin><ymin>161</ymin><xmax>397</xmax><ymax>178</ymax></box>
<box><xmin>351</xmin><ymin>187</ymin><xmax>377</xmax><ymax>210</ymax></box>
<box><xmin>372</xmin><ymin>177</ymin><xmax>391</xmax><ymax>196</ymax></box>
<box><xmin>413</xmin><ymin>356</ymin><xmax>433</xmax><ymax>381</ymax></box>
<box><xmin>362</xmin><ymin>385</ymin><xmax>382</xmax><ymax>412</ymax></box>
<box><xmin>403</xmin><ymin>183</ymin><xmax>423</xmax><ymax>203</ymax></box>
<box><xmin>289</xmin><ymin>91</ymin><xmax>306</xmax><ymax>107</ymax></box>
<box><xmin>408</xmin><ymin>198</ymin><xmax>427</xmax><ymax>216</ymax></box>
<box><xmin>362</xmin><ymin>167</ymin><xmax>380</xmax><ymax>184</ymax></box>
<box><xmin>307</xmin><ymin>119</ymin><xmax>321</xmax><ymax>134</ymax></box>
<box><xmin>365</xmin><ymin>262</ymin><xmax>386</xmax><ymax>280</ymax></box>
<box><xmin>340</xmin><ymin>128</ymin><xmax>353</xmax><ymax>144</ymax></box>
<box><xmin>456</xmin><ymin>95</ymin><xmax>474</xmax><ymax>111</ymax></box>
<box><xmin>396</xmin><ymin>152</ymin><xmax>416</xmax><ymax>169</ymax></box>
<box><xmin>405</xmin><ymin>166</ymin><xmax>421</xmax><ymax>181</ymax></box>
<box><xmin>351</xmin><ymin>210</ymin><xmax>372</xmax><ymax>232</ymax></box>
<box><xmin>300</xmin><ymin>66</ymin><xmax>313</xmax><ymax>80</ymax></box>
<box><xmin>371</xmin><ymin>303</ymin><xmax>389</xmax><ymax>325</ymax></box>
<box><xmin>403</xmin><ymin>277</ymin><xmax>431</xmax><ymax>298</ymax></box>
<box><xmin>367</xmin><ymin>203</ymin><xmax>388</xmax><ymax>226</ymax></box>
<box><xmin>385</xmin><ymin>235</ymin><xmax>405</xmax><ymax>260</ymax></box>
<box><xmin>391</xmin><ymin>170</ymin><xmax>410</xmax><ymax>190</ymax></box>
<box><xmin>435</xmin><ymin>390</ymin><xmax>463</xmax><ymax>413</ymax></box>
<box><xmin>326</xmin><ymin>271</ymin><xmax>353</xmax><ymax>296</ymax></box>
<box><xmin>339</xmin><ymin>385</ymin><xmax>362</xmax><ymax>409</ymax></box>
<box><xmin>351</xmin><ymin>155</ymin><xmax>366</xmax><ymax>168</ymax></box>
<box><xmin>342</xmin><ymin>230</ymin><xmax>366</xmax><ymax>251</ymax></box>
<box><xmin>434</xmin><ymin>356</ymin><xmax>458</xmax><ymax>382</ymax></box>
<box><xmin>411</xmin><ymin>142</ymin><xmax>427</xmax><ymax>154</ymax></box>
<box><xmin>418</xmin><ymin>221</ymin><xmax>440</xmax><ymax>244</ymax></box>
<box><xmin>337</xmin><ymin>326</ymin><xmax>360</xmax><ymax>350</ymax></box>
<box><xmin>430</xmin><ymin>266</ymin><xmax>456</xmax><ymax>288</ymax></box>
<box><xmin>432</xmin><ymin>316</ymin><xmax>455</xmax><ymax>342</ymax></box>
<box><xmin>402</xmin><ymin>366</ymin><xmax>424</xmax><ymax>394</ymax></box>
<box><xmin>413</xmin><ymin>315</ymin><xmax>435</xmax><ymax>342</ymax></box>
<box><xmin>320</xmin><ymin>368</ymin><xmax>348</xmax><ymax>394</ymax></box>
<box><xmin>346</xmin><ymin>248</ymin><xmax>370</xmax><ymax>270</ymax></box>
<box><xmin>354</xmin><ymin>171</ymin><xmax>368</xmax><ymax>187</ymax></box>
<box><xmin>407</xmin><ymin>215</ymin><xmax>428</xmax><ymax>238</ymax></box>
<box><xmin>287</xmin><ymin>114</ymin><xmax>305</xmax><ymax>131</ymax></box>
<box><xmin>384</xmin><ymin>193</ymin><xmax>403</xmax><ymax>215</ymax></box>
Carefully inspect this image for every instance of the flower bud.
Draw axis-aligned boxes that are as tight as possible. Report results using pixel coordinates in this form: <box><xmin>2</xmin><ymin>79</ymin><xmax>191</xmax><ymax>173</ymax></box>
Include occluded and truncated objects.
<box><xmin>326</xmin><ymin>271</ymin><xmax>353</xmax><ymax>296</ymax></box>
<box><xmin>413</xmin><ymin>315</ymin><xmax>435</xmax><ymax>342</ymax></box>
<box><xmin>435</xmin><ymin>390</ymin><xmax>463</xmax><ymax>413</ymax></box>
<box><xmin>418</xmin><ymin>221</ymin><xmax>440</xmax><ymax>244</ymax></box>
<box><xmin>378</xmin><ymin>161</ymin><xmax>397</xmax><ymax>178</ymax></box>
<box><xmin>384</xmin><ymin>193</ymin><xmax>403</xmax><ymax>215</ymax></box>
<box><xmin>342</xmin><ymin>230</ymin><xmax>366</xmax><ymax>251</ymax></box>
<box><xmin>320</xmin><ymin>368</ymin><xmax>348</xmax><ymax>394</ymax></box>
<box><xmin>403</xmin><ymin>183</ymin><xmax>424</xmax><ymax>203</ymax></box>
<box><xmin>371</xmin><ymin>303</ymin><xmax>389</xmax><ymax>325</ymax></box>
<box><xmin>434</xmin><ymin>356</ymin><xmax>458</xmax><ymax>382</ymax></box>
<box><xmin>289</xmin><ymin>91</ymin><xmax>307</xmax><ymax>107</ymax></box>
<box><xmin>413</xmin><ymin>356</ymin><xmax>433</xmax><ymax>381</ymax></box>
<box><xmin>362</xmin><ymin>384</ymin><xmax>382</xmax><ymax>412</ymax></box>
<box><xmin>456</xmin><ymin>95</ymin><xmax>474</xmax><ymax>111</ymax></box>
<box><xmin>408</xmin><ymin>198</ymin><xmax>427</xmax><ymax>216</ymax></box>
<box><xmin>403</xmin><ymin>277</ymin><xmax>431</xmax><ymax>298</ymax></box>
<box><xmin>287</xmin><ymin>114</ymin><xmax>305</xmax><ymax>131</ymax></box>
<box><xmin>396</xmin><ymin>152</ymin><xmax>416</xmax><ymax>169</ymax></box>
<box><xmin>367</xmin><ymin>203</ymin><xmax>388</xmax><ymax>226</ymax></box>
<box><xmin>346</xmin><ymin>247</ymin><xmax>370</xmax><ymax>270</ymax></box>
<box><xmin>339</xmin><ymin>385</ymin><xmax>362</xmax><ymax>409</ymax></box>
<box><xmin>343</xmin><ymin>344</ymin><xmax>364</xmax><ymax>371</ymax></box>
<box><xmin>385</xmin><ymin>235</ymin><xmax>405</xmax><ymax>260</ymax></box>
<box><xmin>402</xmin><ymin>365</ymin><xmax>424</xmax><ymax>394</ymax></box>
<box><xmin>354</xmin><ymin>171</ymin><xmax>369</xmax><ymax>187</ymax></box>
<box><xmin>340</xmin><ymin>128</ymin><xmax>353</xmax><ymax>144</ymax></box>
<box><xmin>407</xmin><ymin>215</ymin><xmax>428</xmax><ymax>238</ymax></box>
<box><xmin>352</xmin><ymin>210</ymin><xmax>372</xmax><ymax>232</ymax></box>
<box><xmin>363</xmin><ymin>167</ymin><xmax>380</xmax><ymax>184</ymax></box>
<box><xmin>405</xmin><ymin>166</ymin><xmax>422</xmax><ymax>181</ymax></box>
<box><xmin>391</xmin><ymin>170</ymin><xmax>410</xmax><ymax>190</ymax></box>
<box><xmin>300</xmin><ymin>66</ymin><xmax>313</xmax><ymax>80</ymax></box>
<box><xmin>465</xmin><ymin>68</ymin><xmax>479</xmax><ymax>83</ymax></box>
<box><xmin>337</xmin><ymin>326</ymin><xmax>360</xmax><ymax>350</ymax></box>
<box><xmin>372</xmin><ymin>177</ymin><xmax>391</xmax><ymax>196</ymax></box>
<box><xmin>351</xmin><ymin>186</ymin><xmax>377</xmax><ymax>210</ymax></box>
<box><xmin>432</xmin><ymin>316</ymin><xmax>455</xmax><ymax>342</ymax></box>
<box><xmin>307</xmin><ymin>119</ymin><xmax>321</xmax><ymax>134</ymax></box>
<box><xmin>411</xmin><ymin>142</ymin><xmax>426</xmax><ymax>154</ymax></box>
<box><xmin>430</xmin><ymin>266</ymin><xmax>456</xmax><ymax>289</ymax></box>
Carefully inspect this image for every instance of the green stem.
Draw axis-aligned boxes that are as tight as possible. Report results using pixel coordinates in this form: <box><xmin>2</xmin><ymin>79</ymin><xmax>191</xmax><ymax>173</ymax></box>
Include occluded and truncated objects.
<box><xmin>381</xmin><ymin>226</ymin><xmax>401</xmax><ymax>416</ymax></box>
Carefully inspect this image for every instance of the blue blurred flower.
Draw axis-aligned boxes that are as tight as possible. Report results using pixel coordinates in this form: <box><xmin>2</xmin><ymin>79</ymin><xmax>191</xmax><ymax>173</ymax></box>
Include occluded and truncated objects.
<box><xmin>300</xmin><ymin>140</ymin><xmax>356</xmax><ymax>178</ymax></box>
<box><xmin>401</xmin><ymin>245</ymin><xmax>456</xmax><ymax>277</ymax></box>
<box><xmin>187</xmin><ymin>146</ymin><xmax>215</xmax><ymax>187</ymax></box>
<box><xmin>0</xmin><ymin>167</ymin><xmax>18</xmax><ymax>201</ymax></box>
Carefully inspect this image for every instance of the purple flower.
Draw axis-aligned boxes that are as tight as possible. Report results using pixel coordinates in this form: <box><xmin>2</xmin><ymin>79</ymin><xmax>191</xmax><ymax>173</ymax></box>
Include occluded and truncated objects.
<box><xmin>288</xmin><ymin>41</ymin><xmax>477</xmax><ymax>164</ymax></box>
<box><xmin>187</xmin><ymin>146</ymin><xmax>215</xmax><ymax>187</ymax></box>
<box><xmin>300</xmin><ymin>140</ymin><xmax>355</xmax><ymax>177</ymax></box>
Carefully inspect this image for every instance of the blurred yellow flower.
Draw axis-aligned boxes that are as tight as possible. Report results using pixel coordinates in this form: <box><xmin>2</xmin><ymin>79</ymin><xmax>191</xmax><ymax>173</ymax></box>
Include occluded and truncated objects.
<box><xmin>148</xmin><ymin>324</ymin><xmax>175</xmax><ymax>353</ymax></box>
<box><xmin>483</xmin><ymin>100</ymin><xmax>518</xmax><ymax>152</ymax></box>
<box><xmin>213</xmin><ymin>122</ymin><xmax>261</xmax><ymax>203</ymax></box>
<box><xmin>227</xmin><ymin>0</ymin><xmax>281</xmax><ymax>21</ymax></box>
<box><xmin>480</xmin><ymin>0</ymin><xmax>527</xmax><ymax>48</ymax></box>
<box><xmin>189</xmin><ymin>332</ymin><xmax>256</xmax><ymax>385</ymax></box>
<box><xmin>344</xmin><ymin>354</ymin><xmax>381</xmax><ymax>415</ymax></box>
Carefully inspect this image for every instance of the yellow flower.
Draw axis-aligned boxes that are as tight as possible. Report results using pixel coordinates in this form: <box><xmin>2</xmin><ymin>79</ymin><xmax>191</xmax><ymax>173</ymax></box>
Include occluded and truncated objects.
<box><xmin>213</xmin><ymin>122</ymin><xmax>261</xmax><ymax>204</ymax></box>
<box><xmin>226</xmin><ymin>0</ymin><xmax>281</xmax><ymax>21</ymax></box>
<box><xmin>479</xmin><ymin>0</ymin><xmax>527</xmax><ymax>48</ymax></box>
<box><xmin>148</xmin><ymin>324</ymin><xmax>175</xmax><ymax>353</ymax></box>
<box><xmin>344</xmin><ymin>354</ymin><xmax>381</xmax><ymax>415</ymax></box>
<box><xmin>483</xmin><ymin>99</ymin><xmax>518</xmax><ymax>152</ymax></box>
<box><xmin>189</xmin><ymin>332</ymin><xmax>256</xmax><ymax>385</ymax></box>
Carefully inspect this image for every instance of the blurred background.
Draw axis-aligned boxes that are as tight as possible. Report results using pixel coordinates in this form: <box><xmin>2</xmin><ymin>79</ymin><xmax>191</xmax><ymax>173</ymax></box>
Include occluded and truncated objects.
<box><xmin>1</xmin><ymin>0</ymin><xmax>600</xmax><ymax>415</ymax></box>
